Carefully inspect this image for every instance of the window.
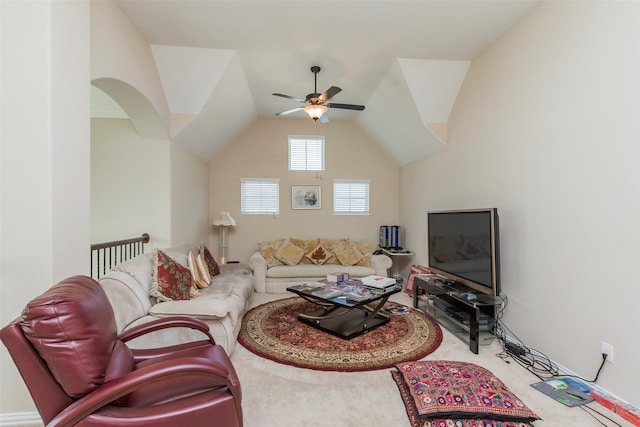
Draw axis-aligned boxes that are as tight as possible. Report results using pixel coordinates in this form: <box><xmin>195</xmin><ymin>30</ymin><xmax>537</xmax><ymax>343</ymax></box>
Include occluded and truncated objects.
<box><xmin>333</xmin><ymin>179</ymin><xmax>370</xmax><ymax>215</ymax></box>
<box><xmin>288</xmin><ymin>135</ymin><xmax>324</xmax><ymax>171</ymax></box>
<box><xmin>241</xmin><ymin>178</ymin><xmax>279</xmax><ymax>214</ymax></box>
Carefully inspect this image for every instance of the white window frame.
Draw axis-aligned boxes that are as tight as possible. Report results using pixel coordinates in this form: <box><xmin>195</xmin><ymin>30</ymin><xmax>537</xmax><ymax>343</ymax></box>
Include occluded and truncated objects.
<box><xmin>288</xmin><ymin>135</ymin><xmax>325</xmax><ymax>171</ymax></box>
<box><xmin>333</xmin><ymin>179</ymin><xmax>370</xmax><ymax>216</ymax></box>
<box><xmin>240</xmin><ymin>178</ymin><xmax>279</xmax><ymax>214</ymax></box>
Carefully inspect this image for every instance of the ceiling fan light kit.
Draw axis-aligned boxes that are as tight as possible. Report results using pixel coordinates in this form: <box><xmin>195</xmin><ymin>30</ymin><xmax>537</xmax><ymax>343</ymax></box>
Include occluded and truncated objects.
<box><xmin>304</xmin><ymin>104</ymin><xmax>328</xmax><ymax>121</ymax></box>
<box><xmin>274</xmin><ymin>65</ymin><xmax>365</xmax><ymax>122</ymax></box>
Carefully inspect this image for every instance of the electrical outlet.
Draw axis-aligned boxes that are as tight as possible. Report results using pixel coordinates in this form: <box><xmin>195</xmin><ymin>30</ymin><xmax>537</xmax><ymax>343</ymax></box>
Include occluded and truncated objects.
<box><xmin>601</xmin><ymin>341</ymin><xmax>614</xmax><ymax>364</ymax></box>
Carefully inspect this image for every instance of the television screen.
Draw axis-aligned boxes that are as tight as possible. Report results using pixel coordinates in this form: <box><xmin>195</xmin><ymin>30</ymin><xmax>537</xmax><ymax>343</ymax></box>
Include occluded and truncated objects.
<box><xmin>427</xmin><ymin>208</ymin><xmax>500</xmax><ymax>296</ymax></box>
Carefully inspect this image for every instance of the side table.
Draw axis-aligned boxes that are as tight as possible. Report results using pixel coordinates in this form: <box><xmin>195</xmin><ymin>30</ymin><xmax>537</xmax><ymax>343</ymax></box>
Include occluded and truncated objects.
<box><xmin>380</xmin><ymin>248</ymin><xmax>413</xmax><ymax>283</ymax></box>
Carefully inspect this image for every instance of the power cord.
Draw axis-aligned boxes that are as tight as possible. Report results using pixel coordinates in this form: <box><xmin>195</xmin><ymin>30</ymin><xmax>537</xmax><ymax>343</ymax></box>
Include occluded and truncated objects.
<box><xmin>493</xmin><ymin>294</ymin><xmax>621</xmax><ymax>426</ymax></box>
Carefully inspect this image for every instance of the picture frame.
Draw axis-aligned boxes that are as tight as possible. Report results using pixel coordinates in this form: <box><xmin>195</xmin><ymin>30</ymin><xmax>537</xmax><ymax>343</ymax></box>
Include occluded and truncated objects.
<box><xmin>291</xmin><ymin>185</ymin><xmax>321</xmax><ymax>210</ymax></box>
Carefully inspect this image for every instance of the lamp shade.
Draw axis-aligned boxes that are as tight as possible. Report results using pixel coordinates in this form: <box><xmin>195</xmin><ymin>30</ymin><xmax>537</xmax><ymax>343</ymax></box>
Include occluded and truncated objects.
<box><xmin>304</xmin><ymin>104</ymin><xmax>327</xmax><ymax>121</ymax></box>
<box><xmin>212</xmin><ymin>211</ymin><xmax>236</xmax><ymax>227</ymax></box>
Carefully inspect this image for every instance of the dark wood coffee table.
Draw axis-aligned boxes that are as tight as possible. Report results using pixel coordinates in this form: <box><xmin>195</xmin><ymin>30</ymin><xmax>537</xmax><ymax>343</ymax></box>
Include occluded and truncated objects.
<box><xmin>287</xmin><ymin>281</ymin><xmax>400</xmax><ymax>339</ymax></box>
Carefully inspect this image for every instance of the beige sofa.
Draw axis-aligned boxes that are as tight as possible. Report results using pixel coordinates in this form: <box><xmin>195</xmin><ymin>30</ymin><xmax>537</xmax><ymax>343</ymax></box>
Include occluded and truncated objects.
<box><xmin>99</xmin><ymin>243</ymin><xmax>254</xmax><ymax>355</ymax></box>
<box><xmin>248</xmin><ymin>238</ymin><xmax>392</xmax><ymax>293</ymax></box>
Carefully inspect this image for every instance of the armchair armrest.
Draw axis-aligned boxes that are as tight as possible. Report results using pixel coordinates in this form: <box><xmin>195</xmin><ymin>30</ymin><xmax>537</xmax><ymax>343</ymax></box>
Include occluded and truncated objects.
<box><xmin>371</xmin><ymin>254</ymin><xmax>393</xmax><ymax>277</ymax></box>
<box><xmin>47</xmin><ymin>357</ymin><xmax>240</xmax><ymax>427</ymax></box>
<box><xmin>248</xmin><ymin>251</ymin><xmax>267</xmax><ymax>293</ymax></box>
<box><xmin>118</xmin><ymin>316</ymin><xmax>214</xmax><ymax>344</ymax></box>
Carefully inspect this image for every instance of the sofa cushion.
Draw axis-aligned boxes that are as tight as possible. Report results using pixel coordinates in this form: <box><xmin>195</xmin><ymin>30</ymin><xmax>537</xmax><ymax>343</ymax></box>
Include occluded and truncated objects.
<box><xmin>333</xmin><ymin>242</ymin><xmax>364</xmax><ymax>266</ymax></box>
<box><xmin>200</xmin><ymin>243</ymin><xmax>221</xmax><ymax>277</ymax></box>
<box><xmin>150</xmin><ymin>298</ymin><xmax>232</xmax><ymax>319</ymax></box>
<box><xmin>259</xmin><ymin>238</ymin><xmax>286</xmax><ymax>267</ymax></box>
<box><xmin>305</xmin><ymin>243</ymin><xmax>331</xmax><ymax>265</ymax></box>
<box><xmin>150</xmin><ymin>250</ymin><xmax>193</xmax><ymax>302</ymax></box>
<box><xmin>275</xmin><ymin>240</ymin><xmax>305</xmax><ymax>266</ymax></box>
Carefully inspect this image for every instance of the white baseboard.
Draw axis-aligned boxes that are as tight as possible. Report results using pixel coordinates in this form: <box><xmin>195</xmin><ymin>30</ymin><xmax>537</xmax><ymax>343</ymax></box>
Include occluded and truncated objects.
<box><xmin>0</xmin><ymin>413</ymin><xmax>42</xmax><ymax>427</ymax></box>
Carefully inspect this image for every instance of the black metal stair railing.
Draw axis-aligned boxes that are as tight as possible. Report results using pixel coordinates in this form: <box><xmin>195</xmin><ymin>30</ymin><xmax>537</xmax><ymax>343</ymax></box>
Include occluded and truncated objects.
<box><xmin>91</xmin><ymin>233</ymin><xmax>149</xmax><ymax>279</ymax></box>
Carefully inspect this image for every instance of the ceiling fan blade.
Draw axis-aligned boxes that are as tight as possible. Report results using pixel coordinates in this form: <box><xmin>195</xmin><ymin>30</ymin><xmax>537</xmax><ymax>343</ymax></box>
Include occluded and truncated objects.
<box><xmin>319</xmin><ymin>86</ymin><xmax>341</xmax><ymax>102</ymax></box>
<box><xmin>275</xmin><ymin>106</ymin><xmax>304</xmax><ymax>116</ymax></box>
<box><xmin>326</xmin><ymin>102</ymin><xmax>365</xmax><ymax>111</ymax></box>
<box><xmin>273</xmin><ymin>93</ymin><xmax>305</xmax><ymax>102</ymax></box>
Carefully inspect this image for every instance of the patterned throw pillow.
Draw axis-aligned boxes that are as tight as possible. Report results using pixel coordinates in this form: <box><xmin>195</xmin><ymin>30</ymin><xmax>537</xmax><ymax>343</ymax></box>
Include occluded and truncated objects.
<box><xmin>188</xmin><ymin>251</ymin><xmax>209</xmax><ymax>289</ymax></box>
<box><xmin>394</xmin><ymin>360</ymin><xmax>540</xmax><ymax>423</ymax></box>
<box><xmin>259</xmin><ymin>239</ymin><xmax>286</xmax><ymax>267</ymax></box>
<box><xmin>274</xmin><ymin>240</ymin><xmax>305</xmax><ymax>266</ymax></box>
<box><xmin>333</xmin><ymin>242</ymin><xmax>364</xmax><ymax>266</ymax></box>
<box><xmin>355</xmin><ymin>241</ymin><xmax>377</xmax><ymax>266</ymax></box>
<box><xmin>391</xmin><ymin>370</ymin><xmax>534</xmax><ymax>427</ymax></box>
<box><xmin>319</xmin><ymin>238</ymin><xmax>348</xmax><ymax>265</ymax></box>
<box><xmin>290</xmin><ymin>238</ymin><xmax>318</xmax><ymax>264</ymax></box>
<box><xmin>196</xmin><ymin>252</ymin><xmax>212</xmax><ymax>285</ymax></box>
<box><xmin>150</xmin><ymin>250</ymin><xmax>193</xmax><ymax>302</ymax></box>
<box><xmin>200</xmin><ymin>243</ymin><xmax>221</xmax><ymax>277</ymax></box>
<box><xmin>305</xmin><ymin>243</ymin><xmax>331</xmax><ymax>265</ymax></box>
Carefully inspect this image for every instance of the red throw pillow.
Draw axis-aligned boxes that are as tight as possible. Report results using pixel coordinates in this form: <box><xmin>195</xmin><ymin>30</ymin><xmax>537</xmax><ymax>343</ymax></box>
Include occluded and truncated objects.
<box><xmin>200</xmin><ymin>243</ymin><xmax>221</xmax><ymax>277</ymax></box>
<box><xmin>150</xmin><ymin>250</ymin><xmax>192</xmax><ymax>302</ymax></box>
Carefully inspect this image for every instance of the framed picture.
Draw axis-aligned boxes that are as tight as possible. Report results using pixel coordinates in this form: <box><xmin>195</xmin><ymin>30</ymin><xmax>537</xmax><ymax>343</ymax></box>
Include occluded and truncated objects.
<box><xmin>291</xmin><ymin>186</ymin><xmax>321</xmax><ymax>210</ymax></box>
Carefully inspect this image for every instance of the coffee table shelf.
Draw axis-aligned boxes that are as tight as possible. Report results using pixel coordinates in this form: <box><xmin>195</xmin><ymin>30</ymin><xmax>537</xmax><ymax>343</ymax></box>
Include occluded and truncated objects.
<box><xmin>287</xmin><ymin>282</ymin><xmax>401</xmax><ymax>339</ymax></box>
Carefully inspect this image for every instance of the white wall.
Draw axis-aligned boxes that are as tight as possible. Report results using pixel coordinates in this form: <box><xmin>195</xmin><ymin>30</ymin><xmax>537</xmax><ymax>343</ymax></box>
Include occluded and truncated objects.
<box><xmin>208</xmin><ymin>118</ymin><xmax>400</xmax><ymax>263</ymax></box>
<box><xmin>91</xmin><ymin>118</ymin><xmax>171</xmax><ymax>250</ymax></box>
<box><xmin>170</xmin><ymin>143</ymin><xmax>210</xmax><ymax>245</ymax></box>
<box><xmin>90</xmin><ymin>0</ymin><xmax>169</xmax><ymax>130</ymax></box>
<box><xmin>401</xmin><ymin>1</ymin><xmax>639</xmax><ymax>406</ymax></box>
<box><xmin>1</xmin><ymin>0</ymin><xmax>91</xmax><ymax>417</ymax></box>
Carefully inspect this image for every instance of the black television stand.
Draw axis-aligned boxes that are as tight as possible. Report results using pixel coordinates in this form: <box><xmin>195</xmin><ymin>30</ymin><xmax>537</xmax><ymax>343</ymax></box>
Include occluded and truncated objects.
<box><xmin>412</xmin><ymin>275</ymin><xmax>502</xmax><ymax>354</ymax></box>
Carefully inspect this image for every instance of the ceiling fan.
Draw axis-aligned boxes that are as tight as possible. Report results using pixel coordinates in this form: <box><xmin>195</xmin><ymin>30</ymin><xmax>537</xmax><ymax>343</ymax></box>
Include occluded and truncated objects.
<box><xmin>273</xmin><ymin>66</ymin><xmax>365</xmax><ymax>122</ymax></box>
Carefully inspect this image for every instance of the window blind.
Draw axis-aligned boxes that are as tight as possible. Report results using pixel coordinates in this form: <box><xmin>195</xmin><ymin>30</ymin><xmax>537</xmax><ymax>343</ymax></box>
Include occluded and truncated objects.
<box><xmin>241</xmin><ymin>178</ymin><xmax>279</xmax><ymax>214</ymax></box>
<box><xmin>333</xmin><ymin>179</ymin><xmax>370</xmax><ymax>215</ymax></box>
<box><xmin>288</xmin><ymin>136</ymin><xmax>324</xmax><ymax>171</ymax></box>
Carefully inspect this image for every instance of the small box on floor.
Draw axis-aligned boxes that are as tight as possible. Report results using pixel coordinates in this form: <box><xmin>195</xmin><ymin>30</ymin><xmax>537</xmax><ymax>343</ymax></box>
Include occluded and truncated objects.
<box><xmin>590</xmin><ymin>389</ymin><xmax>640</xmax><ymax>426</ymax></box>
<box><xmin>327</xmin><ymin>272</ymin><xmax>348</xmax><ymax>283</ymax></box>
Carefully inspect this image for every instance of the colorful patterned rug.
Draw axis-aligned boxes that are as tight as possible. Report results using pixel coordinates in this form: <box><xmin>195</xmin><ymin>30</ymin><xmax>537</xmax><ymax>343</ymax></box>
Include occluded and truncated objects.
<box><xmin>238</xmin><ymin>297</ymin><xmax>442</xmax><ymax>372</ymax></box>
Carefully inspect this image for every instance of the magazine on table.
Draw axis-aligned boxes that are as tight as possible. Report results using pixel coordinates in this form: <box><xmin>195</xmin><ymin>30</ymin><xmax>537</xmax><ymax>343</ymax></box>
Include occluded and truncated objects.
<box><xmin>312</xmin><ymin>287</ymin><xmax>344</xmax><ymax>299</ymax></box>
<box><xmin>345</xmin><ymin>288</ymin><xmax>374</xmax><ymax>302</ymax></box>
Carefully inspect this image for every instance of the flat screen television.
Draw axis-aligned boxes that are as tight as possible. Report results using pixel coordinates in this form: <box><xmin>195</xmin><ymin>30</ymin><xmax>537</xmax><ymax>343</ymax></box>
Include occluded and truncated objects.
<box><xmin>427</xmin><ymin>208</ymin><xmax>500</xmax><ymax>297</ymax></box>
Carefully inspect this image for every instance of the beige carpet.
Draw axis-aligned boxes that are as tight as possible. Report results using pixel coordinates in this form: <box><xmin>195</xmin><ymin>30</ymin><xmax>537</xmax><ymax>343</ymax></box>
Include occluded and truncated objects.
<box><xmin>231</xmin><ymin>292</ymin><xmax>634</xmax><ymax>427</ymax></box>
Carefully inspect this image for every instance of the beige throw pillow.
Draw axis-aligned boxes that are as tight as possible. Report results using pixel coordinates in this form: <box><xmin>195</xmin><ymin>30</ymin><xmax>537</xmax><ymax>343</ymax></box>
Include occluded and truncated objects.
<box><xmin>333</xmin><ymin>242</ymin><xmax>364</xmax><ymax>266</ymax></box>
<box><xmin>290</xmin><ymin>238</ymin><xmax>318</xmax><ymax>264</ymax></box>
<box><xmin>319</xmin><ymin>238</ymin><xmax>348</xmax><ymax>265</ymax></box>
<box><xmin>355</xmin><ymin>241</ymin><xmax>377</xmax><ymax>266</ymax></box>
<box><xmin>188</xmin><ymin>251</ymin><xmax>209</xmax><ymax>289</ymax></box>
<box><xmin>275</xmin><ymin>240</ymin><xmax>305</xmax><ymax>266</ymax></box>
<box><xmin>259</xmin><ymin>239</ymin><xmax>286</xmax><ymax>267</ymax></box>
<box><xmin>196</xmin><ymin>253</ymin><xmax>212</xmax><ymax>285</ymax></box>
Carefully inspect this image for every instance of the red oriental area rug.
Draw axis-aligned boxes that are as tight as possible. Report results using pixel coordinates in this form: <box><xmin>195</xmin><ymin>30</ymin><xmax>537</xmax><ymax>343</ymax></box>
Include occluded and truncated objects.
<box><xmin>238</xmin><ymin>297</ymin><xmax>442</xmax><ymax>372</ymax></box>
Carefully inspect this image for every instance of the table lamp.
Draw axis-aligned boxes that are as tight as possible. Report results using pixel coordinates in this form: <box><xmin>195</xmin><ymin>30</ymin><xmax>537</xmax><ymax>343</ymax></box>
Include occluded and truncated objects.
<box><xmin>212</xmin><ymin>211</ymin><xmax>236</xmax><ymax>264</ymax></box>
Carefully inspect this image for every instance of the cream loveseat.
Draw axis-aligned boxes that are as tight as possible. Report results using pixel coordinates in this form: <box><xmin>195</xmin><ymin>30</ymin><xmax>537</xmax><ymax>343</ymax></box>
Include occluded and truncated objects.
<box><xmin>99</xmin><ymin>243</ymin><xmax>254</xmax><ymax>355</ymax></box>
<box><xmin>248</xmin><ymin>238</ymin><xmax>392</xmax><ymax>293</ymax></box>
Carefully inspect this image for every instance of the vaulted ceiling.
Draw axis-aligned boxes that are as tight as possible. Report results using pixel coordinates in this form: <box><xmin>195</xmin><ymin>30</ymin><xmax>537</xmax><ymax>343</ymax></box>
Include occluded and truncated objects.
<box><xmin>103</xmin><ymin>1</ymin><xmax>538</xmax><ymax>165</ymax></box>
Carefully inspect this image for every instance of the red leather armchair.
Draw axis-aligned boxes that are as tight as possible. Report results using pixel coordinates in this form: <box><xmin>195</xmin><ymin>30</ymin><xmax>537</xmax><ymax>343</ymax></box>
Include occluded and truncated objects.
<box><xmin>1</xmin><ymin>275</ymin><xmax>243</xmax><ymax>427</ymax></box>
